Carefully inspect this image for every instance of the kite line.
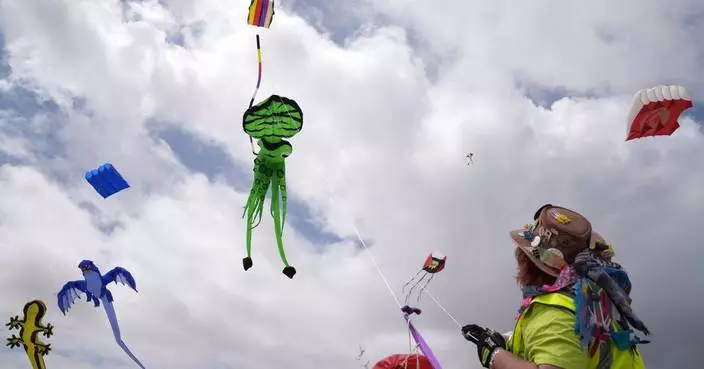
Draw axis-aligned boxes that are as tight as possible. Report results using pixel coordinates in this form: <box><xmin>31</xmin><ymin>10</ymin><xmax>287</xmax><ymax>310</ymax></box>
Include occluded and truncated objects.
<box><xmin>246</xmin><ymin>0</ymin><xmax>274</xmax><ymax>155</ymax></box>
<box><xmin>247</xmin><ymin>34</ymin><xmax>263</xmax><ymax>155</ymax></box>
<box><xmin>424</xmin><ymin>290</ymin><xmax>462</xmax><ymax>329</ymax></box>
<box><xmin>352</xmin><ymin>223</ymin><xmax>402</xmax><ymax>309</ymax></box>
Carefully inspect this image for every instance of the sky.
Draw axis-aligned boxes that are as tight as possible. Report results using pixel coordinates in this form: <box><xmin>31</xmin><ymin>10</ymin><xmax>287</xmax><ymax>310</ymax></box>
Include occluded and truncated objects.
<box><xmin>0</xmin><ymin>0</ymin><xmax>703</xmax><ymax>368</ymax></box>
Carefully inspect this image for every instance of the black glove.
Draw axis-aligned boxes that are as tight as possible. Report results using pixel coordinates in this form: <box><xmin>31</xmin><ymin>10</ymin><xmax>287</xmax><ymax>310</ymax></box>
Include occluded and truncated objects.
<box><xmin>462</xmin><ymin>324</ymin><xmax>506</xmax><ymax>368</ymax></box>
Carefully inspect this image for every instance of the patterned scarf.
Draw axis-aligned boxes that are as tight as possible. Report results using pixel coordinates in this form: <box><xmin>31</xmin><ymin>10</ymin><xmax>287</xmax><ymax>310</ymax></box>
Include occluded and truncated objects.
<box><xmin>516</xmin><ymin>265</ymin><xmax>579</xmax><ymax>319</ymax></box>
<box><xmin>515</xmin><ymin>254</ymin><xmax>649</xmax><ymax>354</ymax></box>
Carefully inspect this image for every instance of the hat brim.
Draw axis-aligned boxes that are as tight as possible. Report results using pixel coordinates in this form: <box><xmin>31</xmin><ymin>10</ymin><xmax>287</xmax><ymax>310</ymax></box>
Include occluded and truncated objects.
<box><xmin>509</xmin><ymin>229</ymin><xmax>560</xmax><ymax>278</ymax></box>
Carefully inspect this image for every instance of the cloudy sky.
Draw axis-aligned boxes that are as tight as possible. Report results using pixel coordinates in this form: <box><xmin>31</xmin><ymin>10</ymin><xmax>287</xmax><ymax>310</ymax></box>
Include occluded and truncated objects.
<box><xmin>0</xmin><ymin>0</ymin><xmax>702</xmax><ymax>368</ymax></box>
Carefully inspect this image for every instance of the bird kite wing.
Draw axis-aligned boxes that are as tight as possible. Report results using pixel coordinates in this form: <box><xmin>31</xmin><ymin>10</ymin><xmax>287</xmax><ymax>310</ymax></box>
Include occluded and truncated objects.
<box><xmin>626</xmin><ymin>85</ymin><xmax>693</xmax><ymax>141</ymax></box>
<box><xmin>102</xmin><ymin>267</ymin><xmax>137</xmax><ymax>291</ymax></box>
<box><xmin>57</xmin><ymin>280</ymin><xmax>88</xmax><ymax>314</ymax></box>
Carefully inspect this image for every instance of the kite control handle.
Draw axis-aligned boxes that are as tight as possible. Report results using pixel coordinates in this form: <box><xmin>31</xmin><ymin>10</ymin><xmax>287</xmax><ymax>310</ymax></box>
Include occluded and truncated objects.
<box><xmin>401</xmin><ymin>305</ymin><xmax>422</xmax><ymax>316</ymax></box>
<box><xmin>461</xmin><ymin>325</ymin><xmax>481</xmax><ymax>344</ymax></box>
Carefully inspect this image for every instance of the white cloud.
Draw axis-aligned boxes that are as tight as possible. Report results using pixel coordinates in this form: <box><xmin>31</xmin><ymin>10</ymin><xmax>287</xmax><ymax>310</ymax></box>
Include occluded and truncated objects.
<box><xmin>367</xmin><ymin>0</ymin><xmax>704</xmax><ymax>93</ymax></box>
<box><xmin>0</xmin><ymin>0</ymin><xmax>702</xmax><ymax>368</ymax></box>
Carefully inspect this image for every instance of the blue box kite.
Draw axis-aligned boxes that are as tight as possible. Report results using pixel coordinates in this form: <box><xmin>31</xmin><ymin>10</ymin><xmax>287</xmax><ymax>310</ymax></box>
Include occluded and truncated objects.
<box><xmin>85</xmin><ymin>163</ymin><xmax>130</xmax><ymax>198</ymax></box>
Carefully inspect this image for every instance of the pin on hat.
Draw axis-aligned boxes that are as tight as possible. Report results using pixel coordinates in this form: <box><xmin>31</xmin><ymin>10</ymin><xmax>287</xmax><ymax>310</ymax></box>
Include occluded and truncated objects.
<box><xmin>548</xmin><ymin>208</ymin><xmax>571</xmax><ymax>224</ymax></box>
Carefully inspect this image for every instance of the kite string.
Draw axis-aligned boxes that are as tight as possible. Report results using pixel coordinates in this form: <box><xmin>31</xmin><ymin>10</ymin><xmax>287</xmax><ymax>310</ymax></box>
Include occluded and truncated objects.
<box><xmin>331</xmin><ymin>155</ymin><xmax>407</xmax><ymax>324</ymax></box>
<box><xmin>406</xmin><ymin>321</ymin><xmax>412</xmax><ymax>369</ymax></box>
<box><xmin>247</xmin><ymin>34</ymin><xmax>263</xmax><ymax>155</ymax></box>
<box><xmin>424</xmin><ymin>290</ymin><xmax>462</xmax><ymax>329</ymax></box>
<box><xmin>351</xmin><ymin>223</ymin><xmax>402</xmax><ymax>309</ymax></box>
<box><xmin>246</xmin><ymin>34</ymin><xmax>299</xmax><ymax>156</ymax></box>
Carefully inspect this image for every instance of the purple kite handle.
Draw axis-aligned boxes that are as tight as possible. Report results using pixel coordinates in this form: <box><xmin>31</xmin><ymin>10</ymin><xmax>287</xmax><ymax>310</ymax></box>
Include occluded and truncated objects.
<box><xmin>406</xmin><ymin>317</ymin><xmax>442</xmax><ymax>369</ymax></box>
<box><xmin>402</xmin><ymin>305</ymin><xmax>422</xmax><ymax>315</ymax></box>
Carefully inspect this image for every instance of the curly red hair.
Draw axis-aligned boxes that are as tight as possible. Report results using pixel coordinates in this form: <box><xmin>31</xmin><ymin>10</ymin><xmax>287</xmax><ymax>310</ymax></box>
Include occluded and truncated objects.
<box><xmin>514</xmin><ymin>247</ymin><xmax>557</xmax><ymax>287</ymax></box>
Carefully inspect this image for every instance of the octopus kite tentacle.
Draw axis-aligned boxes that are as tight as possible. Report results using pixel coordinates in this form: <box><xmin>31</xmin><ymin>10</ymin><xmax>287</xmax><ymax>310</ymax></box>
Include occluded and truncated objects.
<box><xmin>270</xmin><ymin>164</ymin><xmax>291</xmax><ymax>268</ymax></box>
<box><xmin>243</xmin><ymin>153</ymin><xmax>291</xmax><ymax>268</ymax></box>
<box><xmin>243</xmin><ymin>157</ymin><xmax>271</xmax><ymax>232</ymax></box>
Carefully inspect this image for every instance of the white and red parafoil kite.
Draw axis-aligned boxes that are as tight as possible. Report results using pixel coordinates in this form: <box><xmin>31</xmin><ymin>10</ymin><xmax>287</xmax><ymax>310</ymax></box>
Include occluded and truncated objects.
<box><xmin>373</xmin><ymin>354</ymin><xmax>433</xmax><ymax>369</ymax></box>
<box><xmin>626</xmin><ymin>85</ymin><xmax>693</xmax><ymax>141</ymax></box>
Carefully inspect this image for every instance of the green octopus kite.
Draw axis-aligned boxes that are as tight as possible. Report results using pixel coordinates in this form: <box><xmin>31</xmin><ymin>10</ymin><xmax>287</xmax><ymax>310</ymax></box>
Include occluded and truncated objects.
<box><xmin>242</xmin><ymin>94</ymin><xmax>303</xmax><ymax>279</ymax></box>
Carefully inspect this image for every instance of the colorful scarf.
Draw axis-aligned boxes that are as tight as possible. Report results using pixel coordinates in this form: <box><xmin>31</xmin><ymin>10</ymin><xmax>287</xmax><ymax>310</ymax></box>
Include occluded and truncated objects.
<box><xmin>516</xmin><ymin>255</ymin><xmax>649</xmax><ymax>354</ymax></box>
<box><xmin>516</xmin><ymin>265</ymin><xmax>579</xmax><ymax>319</ymax></box>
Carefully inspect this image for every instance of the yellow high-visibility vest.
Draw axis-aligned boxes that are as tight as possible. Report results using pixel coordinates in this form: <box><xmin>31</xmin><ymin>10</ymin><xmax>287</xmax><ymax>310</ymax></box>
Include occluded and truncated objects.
<box><xmin>508</xmin><ymin>292</ymin><xmax>646</xmax><ymax>369</ymax></box>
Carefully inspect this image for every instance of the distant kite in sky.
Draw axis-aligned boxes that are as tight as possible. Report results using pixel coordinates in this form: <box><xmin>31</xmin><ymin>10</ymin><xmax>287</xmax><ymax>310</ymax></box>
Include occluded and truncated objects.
<box><xmin>57</xmin><ymin>260</ymin><xmax>146</xmax><ymax>368</ymax></box>
<box><xmin>356</xmin><ymin>345</ymin><xmax>370</xmax><ymax>368</ymax></box>
<box><xmin>402</xmin><ymin>252</ymin><xmax>446</xmax><ymax>304</ymax></box>
<box><xmin>242</xmin><ymin>95</ymin><xmax>303</xmax><ymax>279</ymax></box>
<box><xmin>626</xmin><ymin>85</ymin><xmax>693</xmax><ymax>141</ymax></box>
<box><xmin>465</xmin><ymin>153</ymin><xmax>474</xmax><ymax>165</ymax></box>
<box><xmin>85</xmin><ymin>163</ymin><xmax>129</xmax><ymax>198</ymax></box>
<box><xmin>356</xmin><ymin>345</ymin><xmax>366</xmax><ymax>361</ymax></box>
<box><xmin>6</xmin><ymin>300</ymin><xmax>54</xmax><ymax>369</ymax></box>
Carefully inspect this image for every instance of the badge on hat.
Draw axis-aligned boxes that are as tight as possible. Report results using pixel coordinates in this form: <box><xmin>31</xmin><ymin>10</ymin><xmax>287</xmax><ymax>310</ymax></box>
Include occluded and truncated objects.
<box><xmin>520</xmin><ymin>223</ymin><xmax>537</xmax><ymax>241</ymax></box>
<box><xmin>548</xmin><ymin>209</ymin><xmax>571</xmax><ymax>224</ymax></box>
<box><xmin>540</xmin><ymin>248</ymin><xmax>566</xmax><ymax>269</ymax></box>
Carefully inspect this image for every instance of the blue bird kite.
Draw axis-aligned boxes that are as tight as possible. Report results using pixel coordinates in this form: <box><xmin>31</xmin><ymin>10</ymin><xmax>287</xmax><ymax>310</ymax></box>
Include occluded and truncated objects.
<box><xmin>57</xmin><ymin>260</ymin><xmax>146</xmax><ymax>368</ymax></box>
<box><xmin>85</xmin><ymin>163</ymin><xmax>130</xmax><ymax>198</ymax></box>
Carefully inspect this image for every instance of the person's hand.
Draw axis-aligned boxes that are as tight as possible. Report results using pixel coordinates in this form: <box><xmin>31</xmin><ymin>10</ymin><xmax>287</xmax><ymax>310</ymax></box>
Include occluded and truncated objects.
<box><xmin>461</xmin><ymin>324</ymin><xmax>506</xmax><ymax>368</ymax></box>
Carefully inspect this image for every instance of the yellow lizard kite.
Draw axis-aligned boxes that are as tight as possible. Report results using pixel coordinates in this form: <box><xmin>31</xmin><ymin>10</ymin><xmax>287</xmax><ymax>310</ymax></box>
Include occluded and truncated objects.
<box><xmin>6</xmin><ymin>300</ymin><xmax>54</xmax><ymax>369</ymax></box>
